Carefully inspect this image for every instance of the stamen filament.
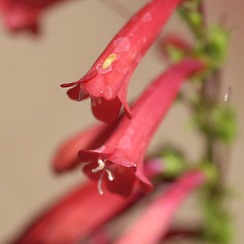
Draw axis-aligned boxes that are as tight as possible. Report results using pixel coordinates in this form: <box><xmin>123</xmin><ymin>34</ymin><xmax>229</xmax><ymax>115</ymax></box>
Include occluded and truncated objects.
<box><xmin>106</xmin><ymin>169</ymin><xmax>114</xmax><ymax>181</ymax></box>
<box><xmin>92</xmin><ymin>158</ymin><xmax>105</xmax><ymax>173</ymax></box>
<box><xmin>98</xmin><ymin>171</ymin><xmax>105</xmax><ymax>195</ymax></box>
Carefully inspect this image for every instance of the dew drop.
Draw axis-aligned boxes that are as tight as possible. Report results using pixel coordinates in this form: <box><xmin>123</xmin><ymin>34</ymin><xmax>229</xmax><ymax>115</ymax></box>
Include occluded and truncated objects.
<box><xmin>99</xmin><ymin>66</ymin><xmax>112</xmax><ymax>74</ymax></box>
<box><xmin>114</xmin><ymin>37</ymin><xmax>131</xmax><ymax>52</ymax></box>
<box><xmin>142</xmin><ymin>12</ymin><xmax>152</xmax><ymax>23</ymax></box>
<box><xmin>104</xmin><ymin>86</ymin><xmax>113</xmax><ymax>99</ymax></box>
<box><xmin>116</xmin><ymin>64</ymin><xmax>130</xmax><ymax>74</ymax></box>
<box><xmin>96</xmin><ymin>63</ymin><xmax>102</xmax><ymax>71</ymax></box>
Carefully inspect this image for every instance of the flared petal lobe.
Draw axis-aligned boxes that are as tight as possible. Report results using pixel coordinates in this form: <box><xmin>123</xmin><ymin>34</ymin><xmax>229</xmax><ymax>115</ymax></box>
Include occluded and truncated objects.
<box><xmin>78</xmin><ymin>59</ymin><xmax>204</xmax><ymax>197</ymax></box>
<box><xmin>61</xmin><ymin>0</ymin><xmax>182</xmax><ymax>123</ymax></box>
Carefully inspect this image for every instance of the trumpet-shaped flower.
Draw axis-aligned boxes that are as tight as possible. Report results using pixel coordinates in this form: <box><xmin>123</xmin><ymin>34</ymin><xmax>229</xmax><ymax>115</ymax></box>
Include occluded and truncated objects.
<box><xmin>12</xmin><ymin>158</ymin><xmax>163</xmax><ymax>243</ymax></box>
<box><xmin>115</xmin><ymin>170</ymin><xmax>206</xmax><ymax>244</ymax></box>
<box><xmin>12</xmin><ymin>181</ymin><xmax>140</xmax><ymax>244</ymax></box>
<box><xmin>77</xmin><ymin>59</ymin><xmax>203</xmax><ymax>197</ymax></box>
<box><xmin>61</xmin><ymin>0</ymin><xmax>181</xmax><ymax>123</ymax></box>
<box><xmin>0</xmin><ymin>0</ymin><xmax>67</xmax><ymax>33</ymax></box>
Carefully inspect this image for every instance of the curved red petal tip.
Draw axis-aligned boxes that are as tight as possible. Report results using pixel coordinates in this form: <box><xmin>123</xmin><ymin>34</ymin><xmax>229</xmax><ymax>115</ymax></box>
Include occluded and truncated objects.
<box><xmin>91</xmin><ymin>97</ymin><xmax>122</xmax><ymax>124</ymax></box>
<box><xmin>65</xmin><ymin>85</ymin><xmax>89</xmax><ymax>101</ymax></box>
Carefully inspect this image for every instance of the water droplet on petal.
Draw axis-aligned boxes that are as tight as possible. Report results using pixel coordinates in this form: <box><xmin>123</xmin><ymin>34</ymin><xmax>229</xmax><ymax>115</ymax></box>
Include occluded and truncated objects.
<box><xmin>114</xmin><ymin>37</ymin><xmax>131</xmax><ymax>52</ymax></box>
<box><xmin>99</xmin><ymin>66</ymin><xmax>113</xmax><ymax>74</ymax></box>
<box><xmin>96</xmin><ymin>63</ymin><xmax>102</xmax><ymax>71</ymax></box>
<box><xmin>142</xmin><ymin>12</ymin><xmax>152</xmax><ymax>23</ymax></box>
<box><xmin>104</xmin><ymin>86</ymin><xmax>113</xmax><ymax>99</ymax></box>
<box><xmin>118</xmin><ymin>135</ymin><xmax>132</xmax><ymax>148</ymax></box>
<box><xmin>116</xmin><ymin>64</ymin><xmax>130</xmax><ymax>74</ymax></box>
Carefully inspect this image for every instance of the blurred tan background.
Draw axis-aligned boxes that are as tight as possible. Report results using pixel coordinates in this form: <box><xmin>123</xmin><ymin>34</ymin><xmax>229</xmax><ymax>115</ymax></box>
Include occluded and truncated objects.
<box><xmin>0</xmin><ymin>0</ymin><xmax>243</xmax><ymax>243</ymax></box>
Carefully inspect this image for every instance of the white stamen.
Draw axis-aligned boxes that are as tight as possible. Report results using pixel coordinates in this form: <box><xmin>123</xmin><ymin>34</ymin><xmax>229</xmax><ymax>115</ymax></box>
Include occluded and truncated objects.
<box><xmin>98</xmin><ymin>171</ymin><xmax>105</xmax><ymax>195</ymax></box>
<box><xmin>92</xmin><ymin>158</ymin><xmax>105</xmax><ymax>173</ymax></box>
<box><xmin>106</xmin><ymin>169</ymin><xmax>114</xmax><ymax>181</ymax></box>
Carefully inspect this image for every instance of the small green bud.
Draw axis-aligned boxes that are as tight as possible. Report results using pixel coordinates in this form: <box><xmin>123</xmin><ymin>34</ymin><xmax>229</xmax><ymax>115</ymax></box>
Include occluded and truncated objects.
<box><xmin>163</xmin><ymin>150</ymin><xmax>186</xmax><ymax>177</ymax></box>
<box><xmin>198</xmin><ymin>160</ymin><xmax>218</xmax><ymax>186</ymax></box>
<box><xmin>204</xmin><ymin>26</ymin><xmax>229</xmax><ymax>67</ymax></box>
<box><xmin>165</xmin><ymin>45</ymin><xmax>185</xmax><ymax>62</ymax></box>
<box><xmin>187</xmin><ymin>11</ymin><xmax>202</xmax><ymax>29</ymax></box>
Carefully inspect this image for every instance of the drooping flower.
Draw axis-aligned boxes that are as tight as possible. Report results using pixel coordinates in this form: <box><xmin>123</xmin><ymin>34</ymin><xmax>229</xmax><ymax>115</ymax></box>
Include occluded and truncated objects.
<box><xmin>77</xmin><ymin>59</ymin><xmax>203</xmax><ymax>197</ymax></box>
<box><xmin>0</xmin><ymin>0</ymin><xmax>68</xmax><ymax>33</ymax></box>
<box><xmin>61</xmin><ymin>0</ymin><xmax>182</xmax><ymax>123</ymax></box>
<box><xmin>12</xmin><ymin>158</ymin><xmax>163</xmax><ymax>244</ymax></box>
<box><xmin>115</xmin><ymin>170</ymin><xmax>206</xmax><ymax>244</ymax></box>
<box><xmin>12</xmin><ymin>181</ymin><xmax>141</xmax><ymax>244</ymax></box>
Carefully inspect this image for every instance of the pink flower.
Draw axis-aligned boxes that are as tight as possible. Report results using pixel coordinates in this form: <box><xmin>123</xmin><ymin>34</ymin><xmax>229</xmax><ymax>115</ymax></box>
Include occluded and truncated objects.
<box><xmin>115</xmin><ymin>170</ymin><xmax>206</xmax><ymax>244</ymax></box>
<box><xmin>77</xmin><ymin>59</ymin><xmax>203</xmax><ymax>197</ymax></box>
<box><xmin>0</xmin><ymin>0</ymin><xmax>67</xmax><ymax>33</ymax></box>
<box><xmin>12</xmin><ymin>181</ymin><xmax>140</xmax><ymax>244</ymax></box>
<box><xmin>61</xmin><ymin>0</ymin><xmax>181</xmax><ymax>123</ymax></box>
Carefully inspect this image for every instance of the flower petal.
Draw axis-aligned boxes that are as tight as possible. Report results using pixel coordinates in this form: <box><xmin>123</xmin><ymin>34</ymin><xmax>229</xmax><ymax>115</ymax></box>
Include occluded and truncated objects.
<box><xmin>13</xmin><ymin>181</ymin><xmax>140</xmax><ymax>243</ymax></box>
<box><xmin>91</xmin><ymin>97</ymin><xmax>122</xmax><ymax>124</ymax></box>
<box><xmin>115</xmin><ymin>170</ymin><xmax>206</xmax><ymax>244</ymax></box>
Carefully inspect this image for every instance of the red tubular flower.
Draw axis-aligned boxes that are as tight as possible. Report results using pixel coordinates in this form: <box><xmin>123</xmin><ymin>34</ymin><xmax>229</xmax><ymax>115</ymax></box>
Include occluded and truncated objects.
<box><xmin>61</xmin><ymin>0</ymin><xmax>181</xmax><ymax>123</ymax></box>
<box><xmin>12</xmin><ymin>181</ymin><xmax>141</xmax><ymax>244</ymax></box>
<box><xmin>52</xmin><ymin>122</ymin><xmax>118</xmax><ymax>173</ymax></box>
<box><xmin>0</xmin><ymin>0</ymin><xmax>67</xmax><ymax>33</ymax></box>
<box><xmin>12</xmin><ymin>159</ymin><xmax>162</xmax><ymax>243</ymax></box>
<box><xmin>115</xmin><ymin>170</ymin><xmax>206</xmax><ymax>244</ymax></box>
<box><xmin>77</xmin><ymin>59</ymin><xmax>203</xmax><ymax>197</ymax></box>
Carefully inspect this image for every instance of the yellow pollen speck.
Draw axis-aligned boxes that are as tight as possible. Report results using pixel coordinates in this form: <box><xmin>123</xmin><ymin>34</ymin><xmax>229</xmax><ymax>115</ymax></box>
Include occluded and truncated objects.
<box><xmin>102</xmin><ymin>53</ymin><xmax>117</xmax><ymax>69</ymax></box>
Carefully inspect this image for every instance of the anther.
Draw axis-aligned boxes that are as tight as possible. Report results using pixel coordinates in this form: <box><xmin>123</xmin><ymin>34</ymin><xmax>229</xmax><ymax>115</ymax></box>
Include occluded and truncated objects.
<box><xmin>105</xmin><ymin>169</ymin><xmax>114</xmax><ymax>181</ymax></box>
<box><xmin>92</xmin><ymin>158</ymin><xmax>105</xmax><ymax>173</ymax></box>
